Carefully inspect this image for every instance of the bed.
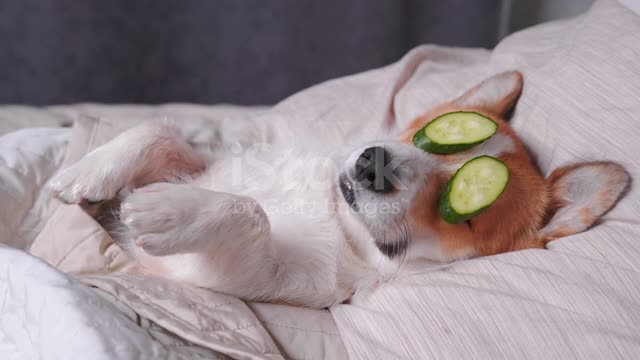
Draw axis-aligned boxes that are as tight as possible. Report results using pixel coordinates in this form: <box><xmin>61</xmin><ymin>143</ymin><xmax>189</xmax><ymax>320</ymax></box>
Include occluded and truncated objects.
<box><xmin>2</xmin><ymin>0</ymin><xmax>640</xmax><ymax>358</ymax></box>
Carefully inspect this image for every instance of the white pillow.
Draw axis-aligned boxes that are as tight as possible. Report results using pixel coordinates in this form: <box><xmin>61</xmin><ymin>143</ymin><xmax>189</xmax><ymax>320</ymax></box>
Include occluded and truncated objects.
<box><xmin>331</xmin><ymin>1</ymin><xmax>640</xmax><ymax>358</ymax></box>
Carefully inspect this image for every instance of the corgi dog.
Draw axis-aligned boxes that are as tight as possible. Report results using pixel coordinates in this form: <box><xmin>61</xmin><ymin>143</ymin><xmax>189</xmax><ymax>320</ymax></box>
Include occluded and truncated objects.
<box><xmin>47</xmin><ymin>71</ymin><xmax>629</xmax><ymax>309</ymax></box>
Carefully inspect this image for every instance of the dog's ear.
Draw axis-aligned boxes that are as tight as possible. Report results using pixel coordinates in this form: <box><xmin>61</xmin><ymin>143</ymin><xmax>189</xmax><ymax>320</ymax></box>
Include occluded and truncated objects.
<box><xmin>537</xmin><ymin>162</ymin><xmax>629</xmax><ymax>244</ymax></box>
<box><xmin>453</xmin><ymin>71</ymin><xmax>523</xmax><ymax>116</ymax></box>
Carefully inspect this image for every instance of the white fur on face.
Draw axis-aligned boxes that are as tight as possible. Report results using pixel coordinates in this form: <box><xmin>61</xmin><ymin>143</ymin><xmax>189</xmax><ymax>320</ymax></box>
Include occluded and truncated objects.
<box><xmin>464</xmin><ymin>132</ymin><xmax>515</xmax><ymax>159</ymax></box>
<box><xmin>339</xmin><ymin>141</ymin><xmax>437</xmax><ymax>256</ymax></box>
<box><xmin>441</xmin><ymin>132</ymin><xmax>516</xmax><ymax>173</ymax></box>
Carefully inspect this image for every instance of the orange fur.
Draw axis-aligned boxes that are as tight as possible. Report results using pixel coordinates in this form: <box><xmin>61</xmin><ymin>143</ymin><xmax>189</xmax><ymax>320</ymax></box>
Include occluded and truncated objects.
<box><xmin>403</xmin><ymin>104</ymin><xmax>550</xmax><ymax>258</ymax></box>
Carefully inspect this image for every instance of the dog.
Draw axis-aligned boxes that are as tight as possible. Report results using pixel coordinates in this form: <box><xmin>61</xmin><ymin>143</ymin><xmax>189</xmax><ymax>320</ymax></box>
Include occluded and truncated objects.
<box><xmin>47</xmin><ymin>71</ymin><xmax>629</xmax><ymax>309</ymax></box>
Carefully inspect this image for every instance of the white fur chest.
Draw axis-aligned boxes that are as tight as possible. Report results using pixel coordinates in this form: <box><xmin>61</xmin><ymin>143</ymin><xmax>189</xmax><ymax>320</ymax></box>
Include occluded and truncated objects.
<box><xmin>192</xmin><ymin>144</ymin><xmax>349</xmax><ymax>302</ymax></box>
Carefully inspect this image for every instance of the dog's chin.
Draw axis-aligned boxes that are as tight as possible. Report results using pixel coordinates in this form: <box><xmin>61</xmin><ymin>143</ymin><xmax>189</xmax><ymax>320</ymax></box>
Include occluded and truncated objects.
<box><xmin>338</xmin><ymin>175</ymin><xmax>410</xmax><ymax>259</ymax></box>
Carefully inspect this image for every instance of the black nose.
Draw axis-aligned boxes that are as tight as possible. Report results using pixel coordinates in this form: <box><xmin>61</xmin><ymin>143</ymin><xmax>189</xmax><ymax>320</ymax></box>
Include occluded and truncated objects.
<box><xmin>355</xmin><ymin>146</ymin><xmax>396</xmax><ymax>193</ymax></box>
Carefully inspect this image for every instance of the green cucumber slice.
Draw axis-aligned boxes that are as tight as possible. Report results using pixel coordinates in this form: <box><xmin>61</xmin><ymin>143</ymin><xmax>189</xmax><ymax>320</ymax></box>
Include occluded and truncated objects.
<box><xmin>413</xmin><ymin>111</ymin><xmax>498</xmax><ymax>154</ymax></box>
<box><xmin>439</xmin><ymin>156</ymin><xmax>510</xmax><ymax>224</ymax></box>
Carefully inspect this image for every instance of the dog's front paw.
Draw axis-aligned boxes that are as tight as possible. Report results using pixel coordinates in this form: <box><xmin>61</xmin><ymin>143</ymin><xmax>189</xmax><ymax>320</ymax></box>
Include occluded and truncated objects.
<box><xmin>120</xmin><ymin>182</ymin><xmax>201</xmax><ymax>256</ymax></box>
<box><xmin>47</xmin><ymin>155</ymin><xmax>125</xmax><ymax>204</ymax></box>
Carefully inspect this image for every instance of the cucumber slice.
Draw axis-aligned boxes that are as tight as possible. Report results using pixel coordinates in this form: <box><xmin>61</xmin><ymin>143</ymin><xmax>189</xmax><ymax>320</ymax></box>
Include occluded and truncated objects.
<box><xmin>413</xmin><ymin>111</ymin><xmax>498</xmax><ymax>154</ymax></box>
<box><xmin>439</xmin><ymin>156</ymin><xmax>510</xmax><ymax>224</ymax></box>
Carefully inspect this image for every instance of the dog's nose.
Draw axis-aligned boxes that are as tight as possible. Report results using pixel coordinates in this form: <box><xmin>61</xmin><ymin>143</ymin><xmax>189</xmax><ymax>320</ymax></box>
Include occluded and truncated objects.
<box><xmin>355</xmin><ymin>146</ymin><xmax>395</xmax><ymax>193</ymax></box>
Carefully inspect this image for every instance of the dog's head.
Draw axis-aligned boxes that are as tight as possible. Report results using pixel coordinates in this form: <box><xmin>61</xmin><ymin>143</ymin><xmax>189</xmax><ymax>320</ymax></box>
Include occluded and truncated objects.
<box><xmin>339</xmin><ymin>71</ymin><xmax>629</xmax><ymax>262</ymax></box>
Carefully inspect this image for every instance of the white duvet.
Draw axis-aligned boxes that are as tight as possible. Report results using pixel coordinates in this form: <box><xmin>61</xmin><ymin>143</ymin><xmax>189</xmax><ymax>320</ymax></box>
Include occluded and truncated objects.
<box><xmin>0</xmin><ymin>127</ymin><xmax>209</xmax><ymax>359</ymax></box>
<box><xmin>2</xmin><ymin>1</ymin><xmax>640</xmax><ymax>359</ymax></box>
<box><xmin>0</xmin><ymin>127</ymin><xmax>183</xmax><ymax>359</ymax></box>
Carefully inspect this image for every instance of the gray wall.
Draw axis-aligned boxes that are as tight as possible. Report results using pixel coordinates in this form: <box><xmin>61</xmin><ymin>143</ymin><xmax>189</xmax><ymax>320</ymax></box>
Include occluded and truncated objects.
<box><xmin>509</xmin><ymin>0</ymin><xmax>595</xmax><ymax>33</ymax></box>
<box><xmin>0</xmin><ymin>0</ymin><xmax>595</xmax><ymax>106</ymax></box>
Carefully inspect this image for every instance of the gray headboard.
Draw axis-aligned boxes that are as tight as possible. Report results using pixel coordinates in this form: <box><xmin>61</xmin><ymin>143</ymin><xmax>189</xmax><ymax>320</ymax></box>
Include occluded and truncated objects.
<box><xmin>0</xmin><ymin>0</ymin><xmax>506</xmax><ymax>105</ymax></box>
